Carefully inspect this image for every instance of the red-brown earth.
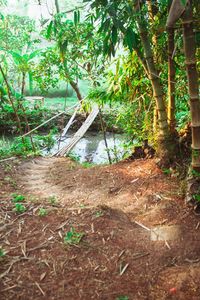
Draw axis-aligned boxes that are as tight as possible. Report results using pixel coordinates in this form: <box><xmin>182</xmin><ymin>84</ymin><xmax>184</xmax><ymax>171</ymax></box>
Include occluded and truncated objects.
<box><xmin>0</xmin><ymin>157</ymin><xmax>200</xmax><ymax>300</ymax></box>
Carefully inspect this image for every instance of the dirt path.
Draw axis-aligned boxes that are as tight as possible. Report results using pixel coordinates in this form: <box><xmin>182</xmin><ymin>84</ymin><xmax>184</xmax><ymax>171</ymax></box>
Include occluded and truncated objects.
<box><xmin>1</xmin><ymin>157</ymin><xmax>200</xmax><ymax>299</ymax></box>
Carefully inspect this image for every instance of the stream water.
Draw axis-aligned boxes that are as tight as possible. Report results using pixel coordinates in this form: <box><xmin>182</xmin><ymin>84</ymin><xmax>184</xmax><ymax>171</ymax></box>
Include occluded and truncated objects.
<box><xmin>0</xmin><ymin>132</ymin><xmax>130</xmax><ymax>165</ymax></box>
<box><xmin>46</xmin><ymin>131</ymin><xmax>129</xmax><ymax>164</ymax></box>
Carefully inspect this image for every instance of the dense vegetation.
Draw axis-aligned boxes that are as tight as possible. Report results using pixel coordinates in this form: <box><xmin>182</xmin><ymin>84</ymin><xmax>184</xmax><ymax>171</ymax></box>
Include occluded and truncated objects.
<box><xmin>0</xmin><ymin>1</ymin><xmax>199</xmax><ymax>175</ymax></box>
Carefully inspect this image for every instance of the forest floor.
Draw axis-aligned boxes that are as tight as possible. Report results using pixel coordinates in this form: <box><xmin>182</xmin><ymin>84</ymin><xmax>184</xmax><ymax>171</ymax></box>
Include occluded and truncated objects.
<box><xmin>1</xmin><ymin>157</ymin><xmax>200</xmax><ymax>300</ymax></box>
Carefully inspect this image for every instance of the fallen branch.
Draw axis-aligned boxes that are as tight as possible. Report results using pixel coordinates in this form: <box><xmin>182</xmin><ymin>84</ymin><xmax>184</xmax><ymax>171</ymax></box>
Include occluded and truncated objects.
<box><xmin>35</xmin><ymin>281</ymin><xmax>45</xmax><ymax>296</ymax></box>
<box><xmin>0</xmin><ymin>157</ymin><xmax>17</xmax><ymax>163</ymax></box>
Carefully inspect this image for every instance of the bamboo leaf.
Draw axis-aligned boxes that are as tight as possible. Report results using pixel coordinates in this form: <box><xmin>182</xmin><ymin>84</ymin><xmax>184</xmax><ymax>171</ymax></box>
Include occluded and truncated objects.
<box><xmin>29</xmin><ymin>50</ymin><xmax>40</xmax><ymax>60</ymax></box>
<box><xmin>111</xmin><ymin>26</ymin><xmax>118</xmax><ymax>45</ymax></box>
<box><xmin>0</xmin><ymin>13</ymin><xmax>4</xmax><ymax>20</ymax></box>
<box><xmin>99</xmin><ymin>18</ymin><xmax>110</xmax><ymax>33</ymax></box>
<box><xmin>124</xmin><ymin>28</ymin><xmax>138</xmax><ymax>52</ymax></box>
<box><xmin>77</xmin><ymin>10</ymin><xmax>80</xmax><ymax>23</ymax></box>
<box><xmin>74</xmin><ymin>11</ymin><xmax>78</xmax><ymax>26</ymax></box>
<box><xmin>47</xmin><ymin>20</ymin><xmax>53</xmax><ymax>39</ymax></box>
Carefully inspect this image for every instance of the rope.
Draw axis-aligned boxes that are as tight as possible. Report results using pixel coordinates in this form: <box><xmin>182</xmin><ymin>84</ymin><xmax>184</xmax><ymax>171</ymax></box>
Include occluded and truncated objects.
<box><xmin>20</xmin><ymin>101</ymin><xmax>83</xmax><ymax>138</ymax></box>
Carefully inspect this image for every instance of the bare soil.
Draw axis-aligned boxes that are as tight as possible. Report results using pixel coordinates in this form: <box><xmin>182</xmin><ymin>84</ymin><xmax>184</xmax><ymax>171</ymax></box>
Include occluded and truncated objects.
<box><xmin>1</xmin><ymin>157</ymin><xmax>200</xmax><ymax>300</ymax></box>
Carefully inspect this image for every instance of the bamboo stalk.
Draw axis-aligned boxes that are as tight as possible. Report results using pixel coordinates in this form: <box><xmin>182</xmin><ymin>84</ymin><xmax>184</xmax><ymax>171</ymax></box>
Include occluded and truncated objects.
<box><xmin>182</xmin><ymin>2</ymin><xmax>200</xmax><ymax>171</ymax></box>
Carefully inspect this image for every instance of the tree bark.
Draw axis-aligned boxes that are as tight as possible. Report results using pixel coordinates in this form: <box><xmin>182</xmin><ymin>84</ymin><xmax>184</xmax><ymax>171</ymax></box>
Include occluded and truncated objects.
<box><xmin>69</xmin><ymin>80</ymin><xmax>83</xmax><ymax>102</ymax></box>
<box><xmin>137</xmin><ymin>18</ymin><xmax>169</xmax><ymax>138</ymax></box>
<box><xmin>146</xmin><ymin>0</ymin><xmax>159</xmax><ymax>47</ymax></box>
<box><xmin>167</xmin><ymin>27</ymin><xmax>176</xmax><ymax>131</ymax></box>
<box><xmin>21</xmin><ymin>72</ymin><xmax>26</xmax><ymax>96</ymax></box>
<box><xmin>0</xmin><ymin>64</ymin><xmax>24</xmax><ymax>137</ymax></box>
<box><xmin>55</xmin><ymin>0</ymin><xmax>60</xmax><ymax>13</ymax></box>
<box><xmin>136</xmin><ymin>9</ymin><xmax>178</xmax><ymax>163</ymax></box>
<box><xmin>182</xmin><ymin>1</ymin><xmax>200</xmax><ymax>171</ymax></box>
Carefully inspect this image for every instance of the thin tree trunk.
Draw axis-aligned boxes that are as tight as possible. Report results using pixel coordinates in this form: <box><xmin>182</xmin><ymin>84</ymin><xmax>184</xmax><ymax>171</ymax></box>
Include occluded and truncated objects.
<box><xmin>99</xmin><ymin>108</ymin><xmax>112</xmax><ymax>164</ymax></box>
<box><xmin>21</xmin><ymin>72</ymin><xmax>26</xmax><ymax>96</ymax></box>
<box><xmin>137</xmin><ymin>19</ymin><xmax>169</xmax><ymax>138</ymax></box>
<box><xmin>20</xmin><ymin>72</ymin><xmax>35</xmax><ymax>148</ymax></box>
<box><xmin>55</xmin><ymin>0</ymin><xmax>60</xmax><ymax>13</ymax></box>
<box><xmin>167</xmin><ymin>27</ymin><xmax>176</xmax><ymax>131</ymax></box>
<box><xmin>69</xmin><ymin>80</ymin><xmax>83</xmax><ymax>102</ymax></box>
<box><xmin>182</xmin><ymin>2</ymin><xmax>200</xmax><ymax>171</ymax></box>
<box><xmin>0</xmin><ymin>64</ymin><xmax>24</xmax><ymax>138</ymax></box>
<box><xmin>136</xmin><ymin>11</ymin><xmax>178</xmax><ymax>162</ymax></box>
<box><xmin>62</xmin><ymin>60</ymin><xmax>83</xmax><ymax>103</ymax></box>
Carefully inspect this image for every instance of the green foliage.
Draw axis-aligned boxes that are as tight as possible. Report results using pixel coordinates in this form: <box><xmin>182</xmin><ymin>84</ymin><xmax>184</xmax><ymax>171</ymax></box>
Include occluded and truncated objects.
<box><xmin>48</xmin><ymin>196</ymin><xmax>58</xmax><ymax>206</ymax></box>
<box><xmin>0</xmin><ymin>100</ymin><xmax>54</xmax><ymax>134</ymax></box>
<box><xmin>68</xmin><ymin>152</ymin><xmax>80</xmax><ymax>162</ymax></box>
<box><xmin>35</xmin><ymin>129</ymin><xmax>56</xmax><ymax>151</ymax></box>
<box><xmin>0</xmin><ymin>14</ymin><xmax>36</xmax><ymax>53</ymax></box>
<box><xmin>34</xmin><ymin>11</ymin><xmax>105</xmax><ymax>92</ymax></box>
<box><xmin>124</xmin><ymin>28</ymin><xmax>139</xmax><ymax>52</ymax></box>
<box><xmin>64</xmin><ymin>227</ymin><xmax>85</xmax><ymax>245</ymax></box>
<box><xmin>9</xmin><ymin>137</ymin><xmax>38</xmax><ymax>156</ymax></box>
<box><xmin>191</xmin><ymin>170</ymin><xmax>200</xmax><ymax>178</ymax></box>
<box><xmin>38</xmin><ymin>208</ymin><xmax>48</xmax><ymax>217</ymax></box>
<box><xmin>94</xmin><ymin>210</ymin><xmax>104</xmax><ymax>218</ymax></box>
<box><xmin>12</xmin><ymin>193</ymin><xmax>26</xmax><ymax>213</ymax></box>
<box><xmin>162</xmin><ymin>168</ymin><xmax>171</xmax><ymax>175</ymax></box>
<box><xmin>14</xmin><ymin>203</ymin><xmax>26</xmax><ymax>214</ymax></box>
<box><xmin>0</xmin><ymin>247</ymin><xmax>5</xmax><ymax>258</ymax></box>
<box><xmin>81</xmin><ymin>161</ymin><xmax>95</xmax><ymax>168</ymax></box>
<box><xmin>116</xmin><ymin>297</ymin><xmax>129</xmax><ymax>300</ymax></box>
<box><xmin>193</xmin><ymin>194</ymin><xmax>200</xmax><ymax>202</ymax></box>
<box><xmin>11</xmin><ymin>193</ymin><xmax>25</xmax><ymax>203</ymax></box>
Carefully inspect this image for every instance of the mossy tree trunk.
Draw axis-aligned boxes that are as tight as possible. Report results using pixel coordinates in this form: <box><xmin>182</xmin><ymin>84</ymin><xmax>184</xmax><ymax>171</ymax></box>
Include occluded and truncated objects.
<box><xmin>136</xmin><ymin>14</ymin><xmax>176</xmax><ymax>162</ymax></box>
<box><xmin>182</xmin><ymin>2</ymin><xmax>200</xmax><ymax>172</ymax></box>
<box><xmin>167</xmin><ymin>26</ymin><xmax>176</xmax><ymax>131</ymax></box>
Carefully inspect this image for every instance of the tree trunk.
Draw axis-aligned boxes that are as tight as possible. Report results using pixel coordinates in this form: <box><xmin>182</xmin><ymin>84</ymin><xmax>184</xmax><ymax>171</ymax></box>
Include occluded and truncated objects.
<box><xmin>146</xmin><ymin>0</ymin><xmax>159</xmax><ymax>47</ymax></box>
<box><xmin>69</xmin><ymin>80</ymin><xmax>83</xmax><ymax>102</ymax></box>
<box><xmin>0</xmin><ymin>64</ymin><xmax>24</xmax><ymax>137</ymax></box>
<box><xmin>167</xmin><ymin>27</ymin><xmax>176</xmax><ymax>131</ymax></box>
<box><xmin>55</xmin><ymin>0</ymin><xmax>60</xmax><ymax>13</ymax></box>
<box><xmin>137</xmin><ymin>20</ymin><xmax>168</xmax><ymax>137</ymax></box>
<box><xmin>21</xmin><ymin>72</ymin><xmax>26</xmax><ymax>96</ymax></box>
<box><xmin>136</xmin><ymin>11</ymin><xmax>177</xmax><ymax>163</ymax></box>
<box><xmin>153</xmin><ymin>106</ymin><xmax>158</xmax><ymax>133</ymax></box>
<box><xmin>182</xmin><ymin>2</ymin><xmax>200</xmax><ymax>172</ymax></box>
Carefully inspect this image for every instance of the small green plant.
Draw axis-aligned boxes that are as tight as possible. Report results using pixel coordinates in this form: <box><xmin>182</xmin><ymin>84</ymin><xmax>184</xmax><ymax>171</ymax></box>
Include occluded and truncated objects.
<box><xmin>4</xmin><ymin>163</ymin><xmax>12</xmax><ymax>172</ymax></box>
<box><xmin>11</xmin><ymin>193</ymin><xmax>25</xmax><ymax>203</ymax></box>
<box><xmin>116</xmin><ymin>296</ymin><xmax>129</xmax><ymax>300</ymax></box>
<box><xmin>94</xmin><ymin>210</ymin><xmax>104</xmax><ymax>218</ymax></box>
<box><xmin>14</xmin><ymin>203</ymin><xmax>26</xmax><ymax>213</ymax></box>
<box><xmin>193</xmin><ymin>194</ymin><xmax>200</xmax><ymax>202</ymax></box>
<box><xmin>81</xmin><ymin>161</ymin><xmax>94</xmax><ymax>168</ymax></box>
<box><xmin>191</xmin><ymin>169</ymin><xmax>200</xmax><ymax>178</ymax></box>
<box><xmin>38</xmin><ymin>208</ymin><xmax>48</xmax><ymax>216</ymax></box>
<box><xmin>162</xmin><ymin>168</ymin><xmax>171</xmax><ymax>175</ymax></box>
<box><xmin>0</xmin><ymin>247</ymin><xmax>5</xmax><ymax>258</ymax></box>
<box><xmin>68</xmin><ymin>152</ymin><xmax>80</xmax><ymax>162</ymax></box>
<box><xmin>64</xmin><ymin>227</ymin><xmax>84</xmax><ymax>245</ymax></box>
<box><xmin>48</xmin><ymin>195</ymin><xmax>57</xmax><ymax>205</ymax></box>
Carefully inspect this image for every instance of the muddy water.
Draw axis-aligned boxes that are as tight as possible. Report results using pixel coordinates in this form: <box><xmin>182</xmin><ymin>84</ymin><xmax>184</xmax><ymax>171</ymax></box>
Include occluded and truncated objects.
<box><xmin>47</xmin><ymin>131</ymin><xmax>129</xmax><ymax>164</ymax></box>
